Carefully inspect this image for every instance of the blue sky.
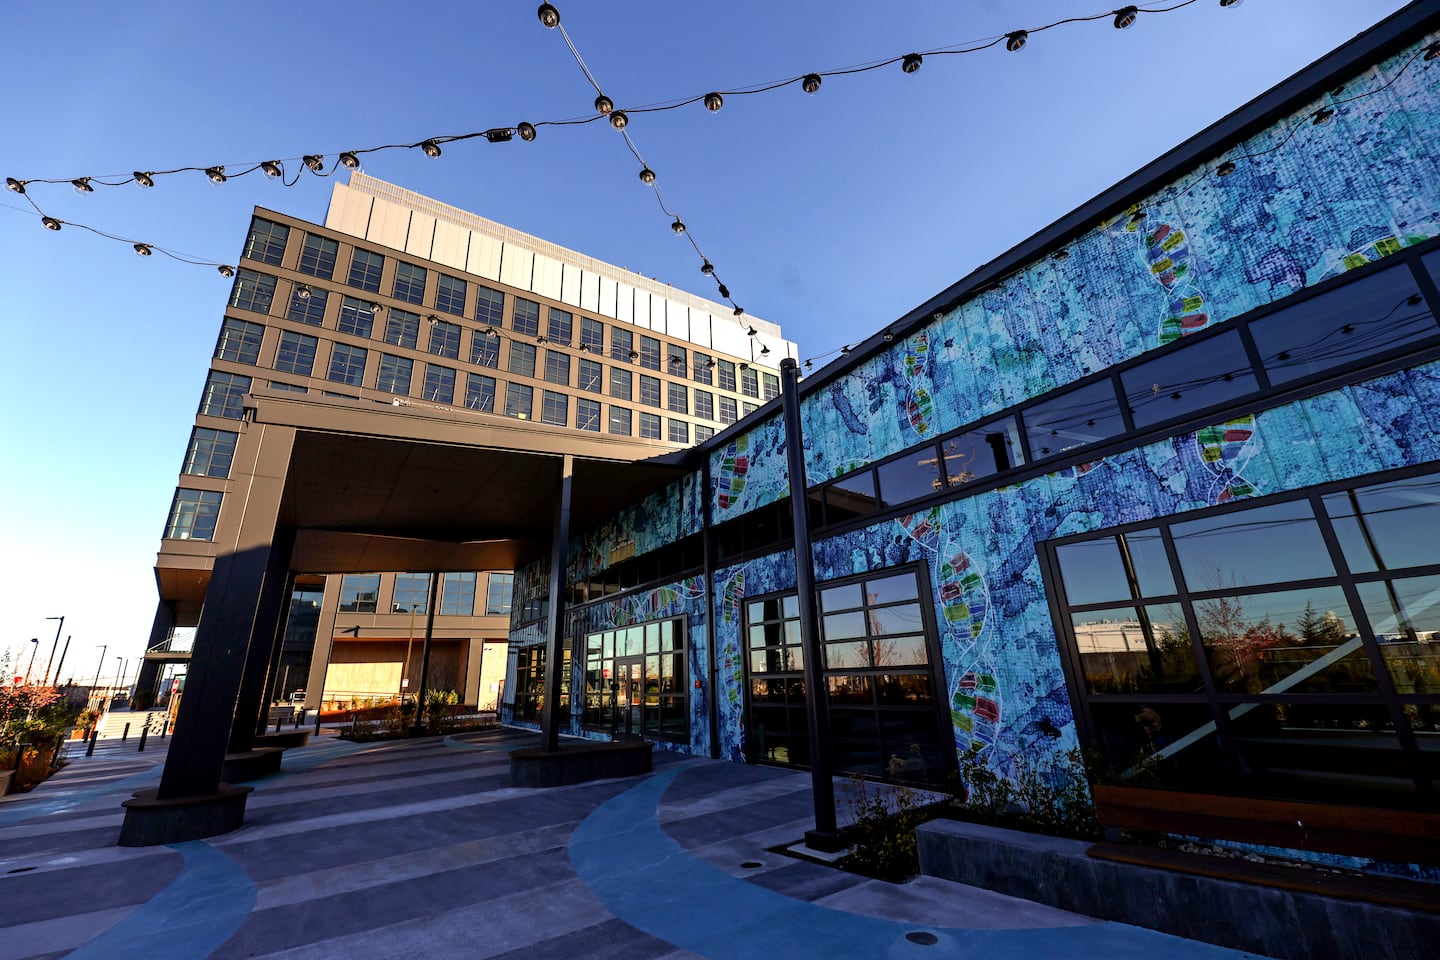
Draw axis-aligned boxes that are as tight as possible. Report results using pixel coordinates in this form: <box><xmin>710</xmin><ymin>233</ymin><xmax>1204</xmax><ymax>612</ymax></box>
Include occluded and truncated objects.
<box><xmin>0</xmin><ymin>0</ymin><xmax>1416</xmax><ymax>680</ymax></box>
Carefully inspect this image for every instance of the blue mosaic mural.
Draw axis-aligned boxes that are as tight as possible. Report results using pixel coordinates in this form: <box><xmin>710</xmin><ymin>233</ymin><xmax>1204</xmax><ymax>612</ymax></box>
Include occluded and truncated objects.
<box><xmin>565</xmin><ymin>576</ymin><xmax>710</xmax><ymax>754</ymax></box>
<box><xmin>709</xmin><ymin>415</ymin><xmax>790</xmax><ymax>521</ymax></box>
<box><xmin>568</xmin><ymin>473</ymin><xmax>705</xmax><ymax>581</ymax></box>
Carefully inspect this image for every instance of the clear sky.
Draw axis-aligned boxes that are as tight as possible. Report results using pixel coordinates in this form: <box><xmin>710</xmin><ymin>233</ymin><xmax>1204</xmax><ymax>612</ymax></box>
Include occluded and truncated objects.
<box><xmin>0</xmin><ymin>0</ymin><xmax>1417</xmax><ymax>681</ymax></box>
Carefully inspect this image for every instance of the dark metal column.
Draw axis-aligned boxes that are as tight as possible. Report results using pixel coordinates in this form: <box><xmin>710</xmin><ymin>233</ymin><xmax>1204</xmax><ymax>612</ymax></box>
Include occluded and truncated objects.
<box><xmin>779</xmin><ymin>357</ymin><xmax>842</xmax><ymax>851</ymax></box>
<box><xmin>409</xmin><ymin>572</ymin><xmax>441</xmax><ymax>734</ymax></box>
<box><xmin>157</xmin><ymin>529</ymin><xmax>295</xmax><ymax>799</ymax></box>
<box><xmin>701</xmin><ymin>455</ymin><xmax>720</xmax><ymax>759</ymax></box>
<box><xmin>230</xmin><ymin>567</ymin><xmax>297</xmax><ymax>752</ymax></box>
<box><xmin>540</xmin><ymin>455</ymin><xmax>574</xmax><ymax>752</ymax></box>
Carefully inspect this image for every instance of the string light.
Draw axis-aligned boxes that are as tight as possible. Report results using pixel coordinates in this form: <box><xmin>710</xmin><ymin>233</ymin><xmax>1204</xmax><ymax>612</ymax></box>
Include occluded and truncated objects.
<box><xmin>1113</xmin><ymin>6</ymin><xmax>1139</xmax><ymax>29</ymax></box>
<box><xmin>518</xmin><ymin>122</ymin><xmax>538</xmax><ymax>141</ymax></box>
<box><xmin>339</xmin><ymin>152</ymin><xmax>362</xmax><ymax>169</ymax></box>
<box><xmin>71</xmin><ymin>177</ymin><xmax>94</xmax><ymax>194</ymax></box>
<box><xmin>6</xmin><ymin>178</ymin><xmax>25</xmax><ymax>194</ymax></box>
<box><xmin>595</xmin><ymin>95</ymin><xmax>614</xmax><ymax>115</ymax></box>
<box><xmin>260</xmin><ymin>161</ymin><xmax>282</xmax><ymax>178</ymax></box>
<box><xmin>420</xmin><ymin>140</ymin><xmax>443</xmax><ymax>158</ymax></box>
<box><xmin>205</xmin><ymin>166</ymin><xmax>227</xmax><ymax>184</ymax></box>
<box><xmin>42</xmin><ymin>216</ymin><xmax>61</xmax><ymax>231</ymax></box>
<box><xmin>802</xmin><ymin>73</ymin><xmax>823</xmax><ymax>94</ymax></box>
<box><xmin>134</xmin><ymin>171</ymin><xmax>155</xmax><ymax>187</ymax></box>
<box><xmin>134</xmin><ymin>242</ymin><xmax>152</xmax><ymax>256</ymax></box>
<box><xmin>703</xmin><ymin>92</ymin><xmax>724</xmax><ymax>111</ymax></box>
<box><xmin>1006</xmin><ymin>31</ymin><xmax>1028</xmax><ymax>52</ymax></box>
<box><xmin>639</xmin><ymin>167</ymin><xmax>656</xmax><ymax>184</ymax></box>
<box><xmin>901</xmin><ymin>54</ymin><xmax>923</xmax><ymax>74</ymax></box>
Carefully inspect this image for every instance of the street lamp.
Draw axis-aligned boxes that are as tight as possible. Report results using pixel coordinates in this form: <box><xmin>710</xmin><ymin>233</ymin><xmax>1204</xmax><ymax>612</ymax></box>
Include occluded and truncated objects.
<box><xmin>25</xmin><ymin>638</ymin><xmax>39</xmax><ymax>683</ymax></box>
<box><xmin>42</xmin><ymin>615</ymin><xmax>64</xmax><ymax>685</ymax></box>
<box><xmin>92</xmin><ymin>645</ymin><xmax>107</xmax><ymax>708</ymax></box>
<box><xmin>394</xmin><ymin>601</ymin><xmax>419</xmax><ymax>703</ymax></box>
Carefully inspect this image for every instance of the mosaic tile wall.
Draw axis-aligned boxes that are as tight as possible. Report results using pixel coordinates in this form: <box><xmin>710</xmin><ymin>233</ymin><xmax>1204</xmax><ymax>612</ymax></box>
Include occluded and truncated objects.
<box><xmin>567</xmin><ymin>473</ymin><xmax>705</xmax><ymax>582</ymax></box>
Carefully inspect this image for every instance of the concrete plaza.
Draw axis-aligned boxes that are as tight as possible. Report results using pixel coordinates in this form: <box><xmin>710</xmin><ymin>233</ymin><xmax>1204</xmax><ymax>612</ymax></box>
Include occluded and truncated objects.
<box><xmin>0</xmin><ymin>728</ymin><xmax>1267</xmax><ymax>960</ymax></box>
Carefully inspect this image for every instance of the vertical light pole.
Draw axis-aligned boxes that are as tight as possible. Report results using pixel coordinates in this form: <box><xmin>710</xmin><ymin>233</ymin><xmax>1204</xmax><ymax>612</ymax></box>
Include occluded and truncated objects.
<box><xmin>394</xmin><ymin>600</ymin><xmax>419</xmax><ymax>703</ymax></box>
<box><xmin>92</xmin><ymin>644</ymin><xmax>108</xmax><ymax>708</ymax></box>
<box><xmin>42</xmin><ymin>616</ymin><xmax>64</xmax><ymax>685</ymax></box>
<box><xmin>114</xmin><ymin>656</ymin><xmax>123</xmax><ymax>699</ymax></box>
<box><xmin>54</xmin><ymin>635</ymin><xmax>72</xmax><ymax>686</ymax></box>
<box><xmin>25</xmin><ymin>638</ymin><xmax>39</xmax><ymax>683</ymax></box>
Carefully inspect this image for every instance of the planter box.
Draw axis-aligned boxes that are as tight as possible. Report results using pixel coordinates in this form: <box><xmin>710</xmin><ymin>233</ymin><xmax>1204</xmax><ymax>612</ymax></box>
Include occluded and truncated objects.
<box><xmin>0</xmin><ymin>769</ymin><xmax>13</xmax><ymax>798</ymax></box>
<box><xmin>1091</xmin><ymin>784</ymin><xmax>1440</xmax><ymax>866</ymax></box>
<box><xmin>510</xmin><ymin>739</ymin><xmax>652</xmax><ymax>787</ymax></box>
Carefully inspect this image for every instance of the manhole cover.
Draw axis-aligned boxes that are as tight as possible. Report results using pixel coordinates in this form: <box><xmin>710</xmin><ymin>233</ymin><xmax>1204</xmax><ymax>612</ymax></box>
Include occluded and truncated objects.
<box><xmin>905</xmin><ymin>932</ymin><xmax>938</xmax><ymax>946</ymax></box>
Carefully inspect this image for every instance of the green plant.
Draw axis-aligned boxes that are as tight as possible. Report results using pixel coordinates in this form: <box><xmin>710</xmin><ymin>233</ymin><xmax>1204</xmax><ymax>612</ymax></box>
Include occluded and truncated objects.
<box><xmin>425</xmin><ymin>689</ymin><xmax>459</xmax><ymax>734</ymax></box>
<box><xmin>131</xmin><ymin>689</ymin><xmax>155</xmax><ymax>711</ymax></box>
<box><xmin>953</xmin><ymin>744</ymin><xmax>1100</xmax><ymax>840</ymax></box>
<box><xmin>840</xmin><ymin>776</ymin><xmax>927</xmax><ymax>882</ymax></box>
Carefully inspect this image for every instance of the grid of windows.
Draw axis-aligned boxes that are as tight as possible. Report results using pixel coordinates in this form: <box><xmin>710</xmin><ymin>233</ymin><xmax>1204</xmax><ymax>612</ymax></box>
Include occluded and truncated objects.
<box><xmin>541</xmin><ymin>390</ymin><xmax>569</xmax><ymax>426</ymax></box>
<box><xmin>286</xmin><ymin>285</ymin><xmax>327</xmax><ymax>326</ymax></box>
<box><xmin>667</xmin><ymin>381</ymin><xmax>688</xmax><ymax>414</ymax></box>
<box><xmin>581</xmin><ymin>317</ymin><xmax>604</xmax><ymax>352</ymax></box>
<box><xmin>476</xmin><ymin>286</ymin><xmax>505</xmax><ymax>326</ymax></box>
<box><xmin>429</xmin><ymin>318</ymin><xmax>461</xmax><ymax>359</ymax></box>
<box><xmin>393</xmin><ymin>573</ymin><xmax>430</xmax><ymax>615</ymax></box>
<box><xmin>741</xmin><ymin>366</ymin><xmax>760</xmax><ymax>398</ymax></box>
<box><xmin>423</xmin><ymin>363</ymin><xmax>456</xmax><ymax>403</ymax></box>
<box><xmin>1050</xmin><ymin>467</ymin><xmax>1440</xmax><ymax>808</ymax></box>
<box><xmin>513</xmin><ymin>297</ymin><xmax>541</xmax><ymax>336</ymax></box>
<box><xmin>230</xmin><ymin>269</ymin><xmax>277</xmax><ymax>314</ymax></box>
<box><xmin>471</xmin><ymin>331</ymin><xmax>499</xmax><ymax>367</ymax></box>
<box><xmin>610</xmin><ymin>367</ymin><xmax>632</xmax><ymax>401</ymax></box>
<box><xmin>348</xmin><ymin>248</ymin><xmax>384</xmax><ymax>292</ymax></box>
<box><xmin>465</xmin><ymin>373</ymin><xmax>496</xmax><ymax>412</ymax></box>
<box><xmin>694</xmin><ymin>389</ymin><xmax>714</xmax><ymax>421</ymax></box>
<box><xmin>717</xmin><ymin>359</ymin><xmax>737</xmax><ymax>392</ymax></box>
<box><xmin>639</xmin><ymin>412</ymin><xmax>662</xmax><ymax>439</ymax></box>
<box><xmin>377</xmin><ymin>354</ymin><xmax>413</xmax><ymax>395</ymax></box>
<box><xmin>639</xmin><ymin>375</ymin><xmax>661</xmax><ymax>408</ymax></box>
<box><xmin>639</xmin><ymin>335</ymin><xmax>661</xmax><ymax>370</ymax></box>
<box><xmin>544</xmin><ymin>350</ymin><xmax>571</xmax><ymax>386</ymax></box>
<box><xmin>694</xmin><ymin>354</ymin><xmax>714</xmax><ymax>385</ymax></box>
<box><xmin>338</xmin><ymin>574</ymin><xmax>380</xmax><ymax>613</ymax></box>
<box><xmin>577</xmin><ymin>397</ymin><xmax>601</xmax><ymax>432</ymax></box>
<box><xmin>215</xmin><ymin>318</ymin><xmax>264</xmax><ymax>365</ymax></box>
<box><xmin>393</xmin><ymin>262</ymin><xmax>427</xmax><ymax>304</ymax></box>
<box><xmin>297</xmin><ymin>234</ymin><xmax>338</xmax><ymax>279</ymax></box>
<box><xmin>165</xmin><ymin>489</ymin><xmax>223</xmax><ymax>541</ymax></box>
<box><xmin>548</xmin><ymin>308</ymin><xmax>573</xmax><ymax>344</ymax></box>
<box><xmin>436</xmin><ymin>572</ymin><xmax>473</xmax><ymax>616</ymax></box>
<box><xmin>385</xmin><ymin>309</ymin><xmax>420</xmax><ymax>349</ymax></box>
<box><xmin>436</xmin><ymin>274</ymin><xmax>467</xmax><ymax>315</ymax></box>
<box><xmin>609</xmin><ymin>406</ymin><xmax>632</xmax><ymax>436</ymax></box>
<box><xmin>269</xmin><ymin>381</ymin><xmax>307</xmax><ymax>393</ymax></box>
<box><xmin>200</xmin><ymin>371</ymin><xmax>252</xmax><ymax>419</ymax></box>
<box><xmin>695</xmin><ymin>424</ymin><xmax>715</xmax><ymax>442</ymax></box>
<box><xmin>719</xmin><ymin>396</ymin><xmax>738</xmax><ymax>425</ymax></box>
<box><xmin>762</xmin><ymin>372</ymin><xmax>780</xmax><ymax>401</ymax></box>
<box><xmin>485</xmin><ymin>572</ymin><xmax>514</xmax><ymax>615</ymax></box>
<box><xmin>578</xmin><ymin>358</ymin><xmax>603</xmax><ymax>392</ymax></box>
<box><xmin>274</xmin><ymin>330</ymin><xmax>318</xmax><ymax>375</ymax></box>
<box><xmin>508</xmin><ymin>342</ymin><xmax>537</xmax><ymax>378</ymax></box>
<box><xmin>338</xmin><ymin>296</ymin><xmax>375</xmax><ymax>338</ymax></box>
<box><xmin>183</xmin><ymin>428</ymin><xmax>238</xmax><ymax>478</ymax></box>
<box><xmin>667</xmin><ymin>343</ymin><xmax>687</xmax><ymax>376</ymax></box>
<box><xmin>742</xmin><ymin>402</ymin><xmax>758</xmax><ymax>417</ymax></box>
<box><xmin>611</xmin><ymin>327</ymin><xmax>633</xmax><ymax>362</ymax></box>
<box><xmin>668</xmin><ymin>419</ymin><xmax>690</xmax><ymax>444</ymax></box>
<box><xmin>328</xmin><ymin>343</ymin><xmax>367</xmax><ymax>386</ymax></box>
<box><xmin>581</xmin><ymin>618</ymin><xmax>688</xmax><ymax>739</ymax></box>
<box><xmin>504</xmin><ymin>382</ymin><xmax>533</xmax><ymax>419</ymax></box>
<box><xmin>244</xmin><ymin>218</ymin><xmax>289</xmax><ymax>265</ymax></box>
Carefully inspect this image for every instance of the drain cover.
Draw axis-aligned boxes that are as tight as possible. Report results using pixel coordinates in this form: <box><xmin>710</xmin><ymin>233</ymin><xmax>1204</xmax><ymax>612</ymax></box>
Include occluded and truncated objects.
<box><xmin>905</xmin><ymin>932</ymin><xmax>938</xmax><ymax>946</ymax></box>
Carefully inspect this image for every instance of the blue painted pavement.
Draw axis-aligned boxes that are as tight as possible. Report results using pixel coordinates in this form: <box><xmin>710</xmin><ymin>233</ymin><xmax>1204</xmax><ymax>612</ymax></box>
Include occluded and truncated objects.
<box><xmin>569</xmin><ymin>766</ymin><xmax>1267</xmax><ymax>960</ymax></box>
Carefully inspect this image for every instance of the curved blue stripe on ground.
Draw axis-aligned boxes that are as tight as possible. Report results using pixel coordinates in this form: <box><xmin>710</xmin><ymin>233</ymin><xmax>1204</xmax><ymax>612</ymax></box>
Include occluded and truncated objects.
<box><xmin>64</xmin><ymin>841</ymin><xmax>255</xmax><ymax>960</ymax></box>
<box><xmin>569</xmin><ymin>767</ymin><xmax>1264</xmax><ymax>960</ymax></box>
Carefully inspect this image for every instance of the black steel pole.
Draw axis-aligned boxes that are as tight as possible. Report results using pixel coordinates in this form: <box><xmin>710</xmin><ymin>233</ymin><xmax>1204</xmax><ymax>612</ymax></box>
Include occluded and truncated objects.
<box><xmin>540</xmin><ymin>455</ymin><xmax>574</xmax><ymax>753</ymax></box>
<box><xmin>91</xmin><ymin>646</ymin><xmax>106</xmax><ymax>709</ymax></box>
<box><xmin>42</xmin><ymin>616</ymin><xmax>63</xmax><ymax>686</ymax></box>
<box><xmin>54</xmin><ymin>636</ymin><xmax>72</xmax><ymax>687</ymax></box>
<box><xmin>409</xmin><ymin>573</ymin><xmax>441</xmax><ymax>735</ymax></box>
<box><xmin>779</xmin><ymin>357</ymin><xmax>842</xmax><ymax>851</ymax></box>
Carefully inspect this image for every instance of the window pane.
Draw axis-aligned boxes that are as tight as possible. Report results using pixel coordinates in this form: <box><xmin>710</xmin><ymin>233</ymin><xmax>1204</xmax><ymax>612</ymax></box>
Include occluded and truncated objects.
<box><xmin>465</xmin><ymin>374</ymin><xmax>496</xmax><ymax>412</ymax></box>
<box><xmin>200</xmin><ymin>371</ymin><xmax>251</xmax><ymax>419</ymax></box>
<box><xmin>392</xmin><ymin>262</ymin><xmax>426</xmax><ymax>305</ymax></box>
<box><xmin>183</xmin><ymin>428</ymin><xmax>238</xmax><ymax>478</ymax></box>
<box><xmin>298</xmin><ymin>234</ymin><xmax>338</xmax><ymax>279</ymax></box>
<box><xmin>1121</xmin><ymin>330</ymin><xmax>1259</xmax><ymax>428</ymax></box>
<box><xmin>578</xmin><ymin>358</ymin><xmax>603</xmax><ymax>392</ymax></box>
<box><xmin>547</xmin><ymin>308</ymin><xmax>572</xmax><ymax>344</ymax></box>
<box><xmin>608</xmin><ymin>406</ymin><xmax>631</xmax><ymax>436</ymax></box>
<box><xmin>215</xmin><ymin>318</ymin><xmax>264</xmax><ymax>365</ymax></box>
<box><xmin>385</xmin><ymin>309</ymin><xmax>420</xmax><ymax>349</ymax></box>
<box><xmin>869</xmin><ymin>604</ymin><xmax>924</xmax><ymax>636</ymax></box>
<box><xmin>440</xmin><ymin>572</ymin><xmax>476</xmax><ymax>615</ymax></box>
<box><xmin>338</xmin><ymin>574</ymin><xmax>380</xmax><ymax>613</ymax></box>
<box><xmin>286</xmin><ymin>285</ymin><xmax>327</xmax><ymax>326</ymax></box>
<box><xmin>229</xmin><ymin>269</ymin><xmax>276</xmax><ymax>314</ymax></box>
<box><xmin>376</xmin><ymin>354</ymin><xmax>413</xmax><ymax>395</ymax></box>
<box><xmin>1172</xmin><ymin>500</ymin><xmax>1333</xmax><ymax>591</ymax></box>
<box><xmin>1056</xmin><ymin>537</ymin><xmax>1133</xmax><ymax>605</ymax></box>
<box><xmin>1072</xmin><ymin>605</ymin><xmax>1202</xmax><ymax>694</ymax></box>
<box><xmin>825</xmin><ymin>640</ymin><xmax>870</xmax><ymax>668</ymax></box>
<box><xmin>1227</xmin><ymin>702</ymin><xmax>1406</xmax><ymax>803</ymax></box>
<box><xmin>512</xmin><ymin>298</ymin><xmax>540</xmax><ymax>336</ymax></box>
<box><xmin>393</xmin><ymin>573</ymin><xmax>430</xmax><ymax>615</ymax></box>
<box><xmin>508</xmin><ymin>342</ymin><xmax>536</xmax><ymax>378</ymax></box>
<box><xmin>1355</xmin><ymin>576</ymin><xmax>1440</xmax><ymax>691</ymax></box>
<box><xmin>348</xmin><ymin>248</ymin><xmax>383</xmax><ymax>292</ymax></box>
<box><xmin>274</xmin><ymin>331</ymin><xmax>318</xmax><ymax>376</ymax></box>
<box><xmin>577</xmin><ymin>397</ymin><xmax>601</xmax><ymax>432</ymax></box>
<box><xmin>1324</xmin><ymin>474</ymin><xmax>1440</xmax><ymax>575</ymax></box>
<box><xmin>823</xmin><ymin>612</ymin><xmax>867</xmax><ymax>640</ymax></box>
<box><xmin>1125</xmin><ymin>529</ymin><xmax>1176</xmax><ymax>598</ymax></box>
<box><xmin>246</xmin><ymin>218</ymin><xmax>288</xmax><ymax>267</ymax></box>
<box><xmin>428</xmin><ymin>319</ymin><xmax>461</xmax><ymax>359</ymax></box>
<box><xmin>486</xmin><ymin>573</ymin><xmax>514</xmax><ymax>615</ymax></box>
<box><xmin>825</xmin><ymin>471</ymin><xmax>877</xmax><ymax>521</ymax></box>
<box><xmin>327</xmin><ymin>344</ymin><xmax>367</xmax><ymax>386</ymax></box>
<box><xmin>504</xmin><ymin>382</ymin><xmax>533</xmax><ymax>420</ymax></box>
<box><xmin>541</xmin><ymin>390</ymin><xmax>568</xmax><ymax>426</ymax></box>
<box><xmin>1023</xmin><ymin>380</ymin><xmax>1125</xmax><ymax>460</ymax></box>
<box><xmin>941</xmin><ymin>418</ymin><xmax>1023</xmax><ymax>487</ymax></box>
<box><xmin>164</xmin><ymin>489</ymin><xmax>223</xmax><ymax>541</ymax></box>
<box><xmin>337</xmin><ymin>296</ymin><xmax>375</xmax><ymax>337</ymax></box>
<box><xmin>1249</xmin><ymin>266</ymin><xmax>1436</xmax><ymax>385</ymax></box>
<box><xmin>1197</xmin><ymin>586</ymin><xmax>1372</xmax><ymax>694</ymax></box>
<box><xmin>865</xmin><ymin>573</ymin><xmax>919</xmax><ymax>605</ymax></box>
<box><xmin>423</xmin><ymin>364</ymin><xmax>455</xmax><ymax>403</ymax></box>
<box><xmin>436</xmin><ymin>274</ymin><xmax>466</xmax><ymax>315</ymax></box>
<box><xmin>877</xmin><ymin>447</ymin><xmax>942</xmax><ymax>507</ymax></box>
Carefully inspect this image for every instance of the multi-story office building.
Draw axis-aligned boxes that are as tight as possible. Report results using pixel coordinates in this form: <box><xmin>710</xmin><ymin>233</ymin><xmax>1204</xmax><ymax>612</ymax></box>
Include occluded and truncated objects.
<box><xmin>139</xmin><ymin>174</ymin><xmax>795</xmax><ymax>713</ymax></box>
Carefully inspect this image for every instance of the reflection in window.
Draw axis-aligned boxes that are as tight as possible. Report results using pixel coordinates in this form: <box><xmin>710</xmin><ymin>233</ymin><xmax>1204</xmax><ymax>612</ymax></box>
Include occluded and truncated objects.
<box><xmin>941</xmin><ymin>418</ymin><xmax>1023</xmax><ymax>488</ymax></box>
<box><xmin>504</xmin><ymin>382</ymin><xmax>533</xmax><ymax>420</ymax></box>
<box><xmin>1171</xmin><ymin>500</ymin><xmax>1333</xmax><ymax>591</ymax></box>
<box><xmin>338</xmin><ymin>574</ymin><xmax>380</xmax><ymax>612</ymax></box>
<box><xmin>1071</xmin><ymin>605</ymin><xmax>1201</xmax><ymax>694</ymax></box>
<box><xmin>183</xmin><ymin>428</ymin><xmax>238</xmax><ymax>478</ymax></box>
<box><xmin>825</xmin><ymin>471</ymin><xmax>878</xmax><ymax>523</ymax></box>
<box><xmin>1324</xmin><ymin>474</ymin><xmax>1440</xmax><ymax>574</ymax></box>
<box><xmin>1249</xmin><ymin>266</ymin><xmax>1436</xmax><ymax>385</ymax></box>
<box><xmin>1355</xmin><ymin>576</ymin><xmax>1440</xmax><ymax>693</ymax></box>
<box><xmin>1023</xmin><ymin>379</ymin><xmax>1126</xmax><ymax>460</ymax></box>
<box><xmin>298</xmin><ymin>234</ymin><xmax>338</xmax><ymax>279</ymax></box>
<box><xmin>485</xmin><ymin>573</ymin><xmax>514</xmax><ymax>615</ymax></box>
<box><xmin>440</xmin><ymin>572</ymin><xmax>476</xmax><ymax>615</ymax></box>
<box><xmin>465</xmin><ymin>373</ymin><xmax>496</xmax><ymax>412</ymax></box>
<box><xmin>164</xmin><ymin>489</ymin><xmax>223</xmax><ymax>541</ymax></box>
<box><xmin>392</xmin><ymin>573</ymin><xmax>430</xmax><ymax>615</ymax></box>
<box><xmin>1196</xmin><ymin>587</ymin><xmax>1372</xmax><ymax>695</ymax></box>
<box><xmin>1122</xmin><ymin>330</ymin><xmax>1258</xmax><ymax>428</ymax></box>
<box><xmin>877</xmin><ymin>449</ymin><xmax>941</xmax><ymax>508</ymax></box>
<box><xmin>347</xmin><ymin>249</ymin><xmax>383</xmax><ymax>293</ymax></box>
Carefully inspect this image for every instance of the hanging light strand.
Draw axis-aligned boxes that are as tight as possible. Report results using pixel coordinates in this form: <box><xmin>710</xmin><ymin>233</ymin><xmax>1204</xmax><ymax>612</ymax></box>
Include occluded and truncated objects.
<box><xmin>7</xmin><ymin>0</ymin><xmax>1222</xmax><ymax>198</ymax></box>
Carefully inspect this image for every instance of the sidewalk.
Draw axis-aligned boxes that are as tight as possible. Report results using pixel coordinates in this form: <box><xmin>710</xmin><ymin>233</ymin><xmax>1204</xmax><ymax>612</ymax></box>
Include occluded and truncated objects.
<box><xmin>0</xmin><ymin>729</ymin><xmax>1270</xmax><ymax>960</ymax></box>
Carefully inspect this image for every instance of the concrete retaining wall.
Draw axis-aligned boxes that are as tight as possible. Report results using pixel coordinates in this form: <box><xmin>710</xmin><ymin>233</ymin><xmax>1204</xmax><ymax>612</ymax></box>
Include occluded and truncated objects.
<box><xmin>916</xmin><ymin>819</ymin><xmax>1439</xmax><ymax>960</ymax></box>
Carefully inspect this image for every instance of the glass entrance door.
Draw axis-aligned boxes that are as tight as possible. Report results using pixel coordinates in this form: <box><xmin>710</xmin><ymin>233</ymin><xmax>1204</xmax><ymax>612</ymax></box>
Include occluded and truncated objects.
<box><xmin>612</xmin><ymin>656</ymin><xmax>644</xmax><ymax>738</ymax></box>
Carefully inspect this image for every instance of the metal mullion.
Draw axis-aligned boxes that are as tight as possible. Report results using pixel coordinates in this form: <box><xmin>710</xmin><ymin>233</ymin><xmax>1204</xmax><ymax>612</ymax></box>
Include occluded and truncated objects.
<box><xmin>1182</xmin><ymin>573</ymin><xmax>1347</xmax><ymax>605</ymax></box>
<box><xmin>1309</xmin><ymin>490</ymin><xmax>1429</xmax><ymax>795</ymax></box>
